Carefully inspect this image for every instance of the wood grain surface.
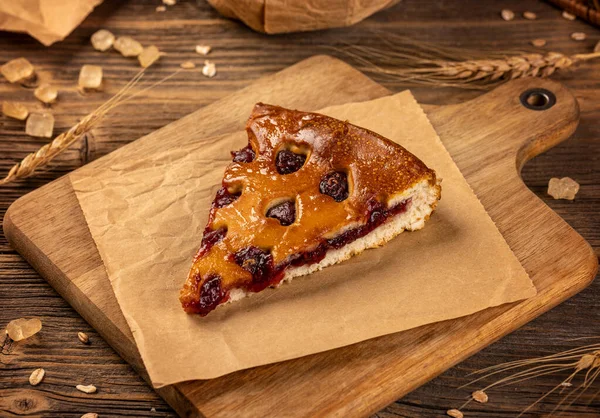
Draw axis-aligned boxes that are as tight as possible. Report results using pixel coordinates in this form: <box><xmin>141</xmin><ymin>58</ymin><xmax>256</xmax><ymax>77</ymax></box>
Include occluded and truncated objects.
<box><xmin>1</xmin><ymin>0</ymin><xmax>599</xmax><ymax>417</ymax></box>
<box><xmin>4</xmin><ymin>54</ymin><xmax>596</xmax><ymax>417</ymax></box>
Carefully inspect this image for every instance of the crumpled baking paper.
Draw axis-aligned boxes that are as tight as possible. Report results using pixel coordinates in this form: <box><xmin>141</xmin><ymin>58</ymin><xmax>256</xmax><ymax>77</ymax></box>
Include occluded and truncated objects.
<box><xmin>0</xmin><ymin>0</ymin><xmax>103</xmax><ymax>46</ymax></box>
<box><xmin>207</xmin><ymin>0</ymin><xmax>401</xmax><ymax>33</ymax></box>
<box><xmin>70</xmin><ymin>91</ymin><xmax>536</xmax><ymax>387</ymax></box>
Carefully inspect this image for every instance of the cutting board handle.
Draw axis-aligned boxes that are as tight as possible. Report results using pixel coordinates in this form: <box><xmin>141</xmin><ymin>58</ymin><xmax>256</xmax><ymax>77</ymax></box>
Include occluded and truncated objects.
<box><xmin>428</xmin><ymin>78</ymin><xmax>579</xmax><ymax>176</ymax></box>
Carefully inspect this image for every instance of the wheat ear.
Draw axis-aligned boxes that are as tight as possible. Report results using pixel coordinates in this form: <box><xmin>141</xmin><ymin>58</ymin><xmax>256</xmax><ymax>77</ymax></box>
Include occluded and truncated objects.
<box><xmin>339</xmin><ymin>45</ymin><xmax>600</xmax><ymax>90</ymax></box>
<box><xmin>0</xmin><ymin>71</ymin><xmax>145</xmax><ymax>185</ymax></box>
<box><xmin>0</xmin><ymin>68</ymin><xmax>183</xmax><ymax>186</ymax></box>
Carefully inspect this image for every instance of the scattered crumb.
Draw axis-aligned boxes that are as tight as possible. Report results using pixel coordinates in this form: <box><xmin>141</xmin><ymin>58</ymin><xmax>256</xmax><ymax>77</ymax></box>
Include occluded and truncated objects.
<box><xmin>562</xmin><ymin>10</ymin><xmax>576</xmax><ymax>21</ymax></box>
<box><xmin>76</xmin><ymin>384</ymin><xmax>97</xmax><ymax>394</ymax></box>
<box><xmin>90</xmin><ymin>29</ymin><xmax>115</xmax><ymax>51</ymax></box>
<box><xmin>500</xmin><ymin>9</ymin><xmax>514</xmax><ymax>21</ymax></box>
<box><xmin>202</xmin><ymin>60</ymin><xmax>216</xmax><ymax>77</ymax></box>
<box><xmin>561</xmin><ymin>381</ymin><xmax>573</xmax><ymax>387</ymax></box>
<box><xmin>156</xmin><ymin>5</ymin><xmax>166</xmax><ymax>12</ymax></box>
<box><xmin>446</xmin><ymin>409</ymin><xmax>464</xmax><ymax>418</ymax></box>
<box><xmin>180</xmin><ymin>61</ymin><xmax>196</xmax><ymax>69</ymax></box>
<box><xmin>548</xmin><ymin>177</ymin><xmax>579</xmax><ymax>200</ymax></box>
<box><xmin>195</xmin><ymin>45</ymin><xmax>211</xmax><ymax>55</ymax></box>
<box><xmin>2</xmin><ymin>101</ymin><xmax>28</xmax><ymax>120</ymax></box>
<box><xmin>472</xmin><ymin>390</ymin><xmax>488</xmax><ymax>403</ymax></box>
<box><xmin>531</xmin><ymin>39</ymin><xmax>546</xmax><ymax>47</ymax></box>
<box><xmin>571</xmin><ymin>32</ymin><xmax>586</xmax><ymax>41</ymax></box>
<box><xmin>138</xmin><ymin>45</ymin><xmax>161</xmax><ymax>68</ymax></box>
<box><xmin>523</xmin><ymin>11</ymin><xmax>537</xmax><ymax>20</ymax></box>
<box><xmin>80</xmin><ymin>414</ymin><xmax>98</xmax><ymax>418</ymax></box>
<box><xmin>151</xmin><ymin>407</ymin><xmax>157</xmax><ymax>412</ymax></box>
<box><xmin>163</xmin><ymin>0</ymin><xmax>176</xmax><ymax>4</ymax></box>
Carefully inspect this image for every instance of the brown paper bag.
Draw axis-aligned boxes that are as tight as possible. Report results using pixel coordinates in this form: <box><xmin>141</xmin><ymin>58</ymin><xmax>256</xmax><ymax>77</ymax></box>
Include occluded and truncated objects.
<box><xmin>207</xmin><ymin>0</ymin><xmax>401</xmax><ymax>33</ymax></box>
<box><xmin>71</xmin><ymin>91</ymin><xmax>536</xmax><ymax>387</ymax></box>
<box><xmin>0</xmin><ymin>0</ymin><xmax>103</xmax><ymax>46</ymax></box>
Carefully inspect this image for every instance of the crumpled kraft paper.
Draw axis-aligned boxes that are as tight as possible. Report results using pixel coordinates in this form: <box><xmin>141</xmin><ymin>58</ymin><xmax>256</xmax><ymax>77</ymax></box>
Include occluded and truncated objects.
<box><xmin>0</xmin><ymin>0</ymin><xmax>103</xmax><ymax>46</ymax></box>
<box><xmin>71</xmin><ymin>91</ymin><xmax>536</xmax><ymax>387</ymax></box>
<box><xmin>207</xmin><ymin>0</ymin><xmax>401</xmax><ymax>33</ymax></box>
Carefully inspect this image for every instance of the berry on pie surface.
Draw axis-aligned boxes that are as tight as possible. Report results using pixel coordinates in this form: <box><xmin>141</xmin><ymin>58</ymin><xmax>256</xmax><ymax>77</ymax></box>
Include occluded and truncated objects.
<box><xmin>180</xmin><ymin>103</ymin><xmax>441</xmax><ymax>316</ymax></box>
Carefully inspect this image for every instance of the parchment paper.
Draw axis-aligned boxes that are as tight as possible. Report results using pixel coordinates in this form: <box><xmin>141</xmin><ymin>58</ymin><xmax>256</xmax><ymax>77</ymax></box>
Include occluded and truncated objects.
<box><xmin>207</xmin><ymin>0</ymin><xmax>401</xmax><ymax>34</ymax></box>
<box><xmin>71</xmin><ymin>91</ymin><xmax>536</xmax><ymax>387</ymax></box>
<box><xmin>0</xmin><ymin>0</ymin><xmax>102</xmax><ymax>46</ymax></box>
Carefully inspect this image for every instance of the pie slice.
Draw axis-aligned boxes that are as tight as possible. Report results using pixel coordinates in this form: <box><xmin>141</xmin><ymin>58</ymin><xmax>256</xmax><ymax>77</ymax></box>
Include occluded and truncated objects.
<box><xmin>180</xmin><ymin>103</ymin><xmax>442</xmax><ymax>316</ymax></box>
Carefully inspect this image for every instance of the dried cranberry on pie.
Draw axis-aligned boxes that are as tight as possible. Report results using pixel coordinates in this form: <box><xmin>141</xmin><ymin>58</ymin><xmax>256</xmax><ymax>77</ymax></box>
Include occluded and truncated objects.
<box><xmin>180</xmin><ymin>103</ymin><xmax>441</xmax><ymax>316</ymax></box>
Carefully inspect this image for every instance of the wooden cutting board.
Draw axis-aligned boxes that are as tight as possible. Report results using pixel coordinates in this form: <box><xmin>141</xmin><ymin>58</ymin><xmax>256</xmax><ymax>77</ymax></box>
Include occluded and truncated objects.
<box><xmin>4</xmin><ymin>55</ymin><xmax>598</xmax><ymax>418</ymax></box>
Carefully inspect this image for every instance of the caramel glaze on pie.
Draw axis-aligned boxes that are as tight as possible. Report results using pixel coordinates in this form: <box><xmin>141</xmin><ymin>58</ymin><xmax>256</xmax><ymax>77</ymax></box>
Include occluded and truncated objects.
<box><xmin>180</xmin><ymin>103</ymin><xmax>438</xmax><ymax>315</ymax></box>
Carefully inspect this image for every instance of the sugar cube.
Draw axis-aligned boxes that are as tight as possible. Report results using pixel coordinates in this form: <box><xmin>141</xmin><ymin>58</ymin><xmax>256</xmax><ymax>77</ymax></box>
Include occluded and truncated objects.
<box><xmin>26</xmin><ymin>113</ymin><xmax>54</xmax><ymax>138</ymax></box>
<box><xmin>79</xmin><ymin>65</ymin><xmax>103</xmax><ymax>89</ymax></box>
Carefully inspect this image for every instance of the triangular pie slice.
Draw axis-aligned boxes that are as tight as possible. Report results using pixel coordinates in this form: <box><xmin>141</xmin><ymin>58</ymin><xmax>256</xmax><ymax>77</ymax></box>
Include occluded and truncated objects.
<box><xmin>180</xmin><ymin>103</ymin><xmax>442</xmax><ymax>316</ymax></box>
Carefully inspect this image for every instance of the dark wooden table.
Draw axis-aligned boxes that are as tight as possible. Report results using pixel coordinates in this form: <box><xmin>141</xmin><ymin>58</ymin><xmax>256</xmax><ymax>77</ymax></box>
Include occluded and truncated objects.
<box><xmin>1</xmin><ymin>1</ymin><xmax>599</xmax><ymax>417</ymax></box>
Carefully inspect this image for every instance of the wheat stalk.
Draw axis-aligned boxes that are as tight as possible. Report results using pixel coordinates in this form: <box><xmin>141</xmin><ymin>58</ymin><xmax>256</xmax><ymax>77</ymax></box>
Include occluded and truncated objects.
<box><xmin>0</xmin><ymin>69</ymin><xmax>182</xmax><ymax>186</ymax></box>
<box><xmin>338</xmin><ymin>41</ymin><xmax>600</xmax><ymax>90</ymax></box>
<box><xmin>0</xmin><ymin>71</ymin><xmax>144</xmax><ymax>185</ymax></box>
<box><xmin>453</xmin><ymin>341</ymin><xmax>600</xmax><ymax>417</ymax></box>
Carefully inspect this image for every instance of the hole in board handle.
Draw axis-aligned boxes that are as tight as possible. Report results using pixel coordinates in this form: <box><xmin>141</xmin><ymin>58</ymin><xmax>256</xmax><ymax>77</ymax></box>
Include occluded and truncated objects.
<box><xmin>520</xmin><ymin>88</ymin><xmax>556</xmax><ymax>111</ymax></box>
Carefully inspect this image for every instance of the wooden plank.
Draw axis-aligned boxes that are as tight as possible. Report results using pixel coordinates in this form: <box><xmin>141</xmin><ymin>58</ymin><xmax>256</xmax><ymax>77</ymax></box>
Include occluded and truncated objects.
<box><xmin>3</xmin><ymin>56</ymin><xmax>597</xmax><ymax>417</ymax></box>
<box><xmin>3</xmin><ymin>55</ymin><xmax>388</xmax><ymax>417</ymax></box>
<box><xmin>2</xmin><ymin>1</ymin><xmax>600</xmax><ymax>417</ymax></box>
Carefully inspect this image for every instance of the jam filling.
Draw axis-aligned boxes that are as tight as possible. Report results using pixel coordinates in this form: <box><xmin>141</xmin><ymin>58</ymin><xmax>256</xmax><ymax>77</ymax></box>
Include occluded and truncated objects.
<box><xmin>233</xmin><ymin>247</ymin><xmax>285</xmax><ymax>293</ymax></box>
<box><xmin>185</xmin><ymin>274</ymin><xmax>229</xmax><ymax>316</ymax></box>
<box><xmin>275</xmin><ymin>150</ymin><xmax>306</xmax><ymax>174</ymax></box>
<box><xmin>231</xmin><ymin>144</ymin><xmax>255</xmax><ymax>163</ymax></box>
<box><xmin>266</xmin><ymin>200</ymin><xmax>296</xmax><ymax>226</ymax></box>
<box><xmin>195</xmin><ymin>226</ymin><xmax>227</xmax><ymax>259</ymax></box>
<box><xmin>213</xmin><ymin>187</ymin><xmax>240</xmax><ymax>208</ymax></box>
<box><xmin>319</xmin><ymin>171</ymin><xmax>349</xmax><ymax>202</ymax></box>
<box><xmin>193</xmin><ymin>196</ymin><xmax>412</xmax><ymax>315</ymax></box>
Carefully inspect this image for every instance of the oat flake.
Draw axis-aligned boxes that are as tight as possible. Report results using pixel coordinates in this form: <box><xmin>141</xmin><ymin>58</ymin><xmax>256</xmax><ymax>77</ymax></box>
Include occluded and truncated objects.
<box><xmin>76</xmin><ymin>384</ymin><xmax>97</xmax><ymax>394</ymax></box>
<box><xmin>202</xmin><ymin>60</ymin><xmax>216</xmax><ymax>77</ymax></box>
<box><xmin>29</xmin><ymin>368</ymin><xmax>45</xmax><ymax>386</ymax></box>
<box><xmin>531</xmin><ymin>39</ymin><xmax>546</xmax><ymax>47</ymax></box>
<box><xmin>472</xmin><ymin>390</ymin><xmax>488</xmax><ymax>403</ymax></box>
<box><xmin>195</xmin><ymin>45</ymin><xmax>211</xmax><ymax>55</ymax></box>
<box><xmin>180</xmin><ymin>61</ymin><xmax>196</xmax><ymax>69</ymax></box>
<box><xmin>446</xmin><ymin>409</ymin><xmax>464</xmax><ymax>418</ymax></box>
<box><xmin>500</xmin><ymin>9</ymin><xmax>514</xmax><ymax>21</ymax></box>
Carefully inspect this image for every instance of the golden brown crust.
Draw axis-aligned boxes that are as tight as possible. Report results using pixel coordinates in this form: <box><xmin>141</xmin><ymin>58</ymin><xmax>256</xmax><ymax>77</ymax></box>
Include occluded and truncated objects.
<box><xmin>180</xmin><ymin>103</ymin><xmax>438</xmax><ymax>315</ymax></box>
